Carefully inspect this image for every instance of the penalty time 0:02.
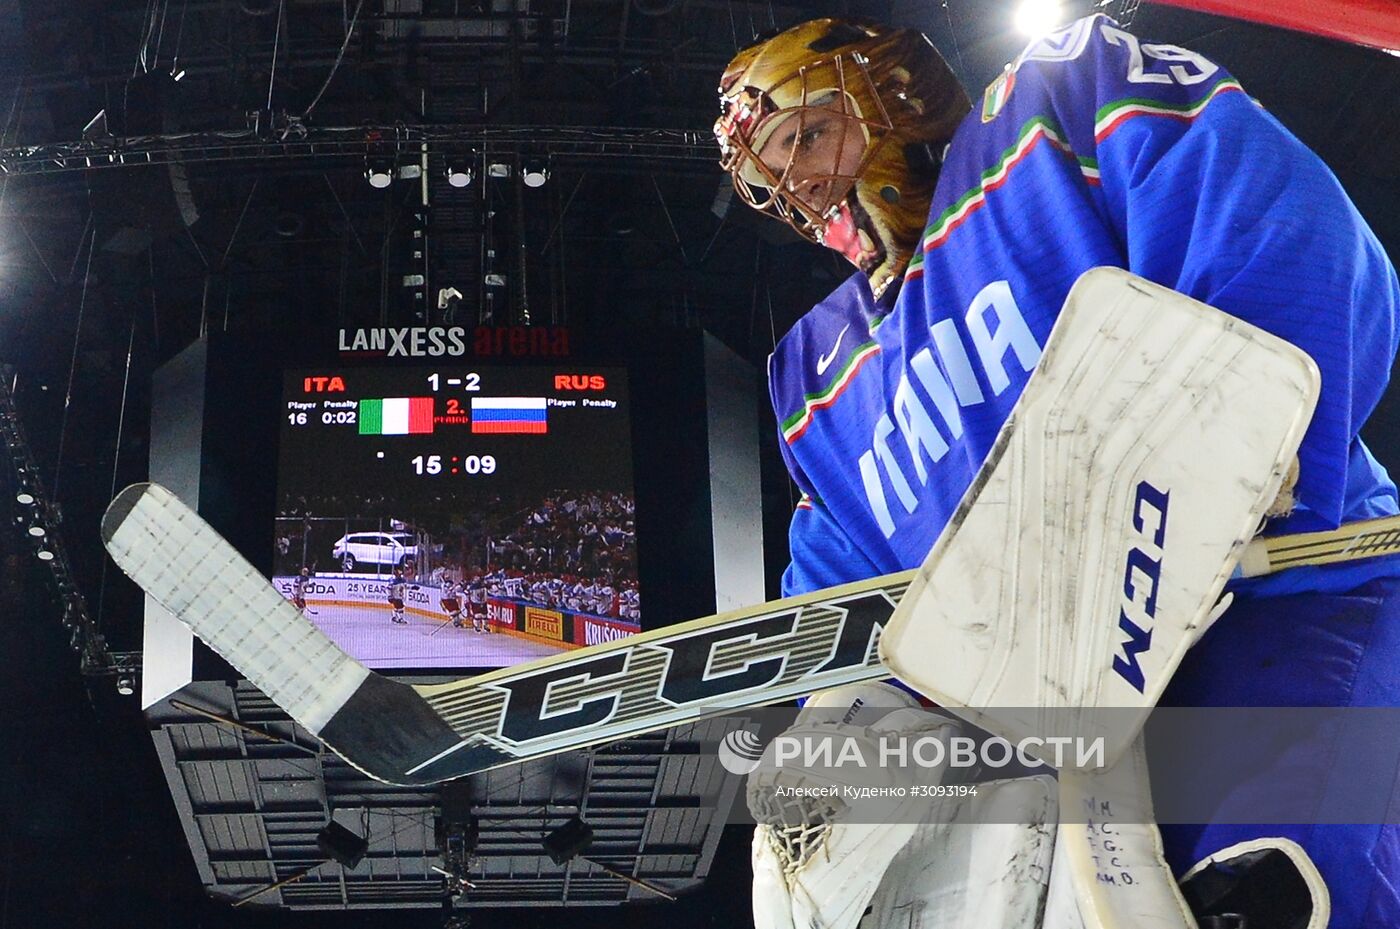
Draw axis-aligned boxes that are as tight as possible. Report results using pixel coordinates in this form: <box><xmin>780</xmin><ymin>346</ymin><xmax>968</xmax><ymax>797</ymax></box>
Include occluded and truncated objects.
<box><xmin>411</xmin><ymin>454</ymin><xmax>497</xmax><ymax>476</ymax></box>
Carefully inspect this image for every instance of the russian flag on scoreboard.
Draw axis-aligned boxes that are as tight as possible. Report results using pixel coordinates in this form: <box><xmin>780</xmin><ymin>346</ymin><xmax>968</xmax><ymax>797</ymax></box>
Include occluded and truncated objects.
<box><xmin>359</xmin><ymin>397</ymin><xmax>434</xmax><ymax>435</ymax></box>
<box><xmin>471</xmin><ymin>397</ymin><xmax>548</xmax><ymax>434</ymax></box>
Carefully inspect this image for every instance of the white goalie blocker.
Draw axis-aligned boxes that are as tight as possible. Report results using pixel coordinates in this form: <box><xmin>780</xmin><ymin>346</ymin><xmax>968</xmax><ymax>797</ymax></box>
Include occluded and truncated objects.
<box><xmin>880</xmin><ymin>267</ymin><xmax>1320</xmax><ymax>767</ymax></box>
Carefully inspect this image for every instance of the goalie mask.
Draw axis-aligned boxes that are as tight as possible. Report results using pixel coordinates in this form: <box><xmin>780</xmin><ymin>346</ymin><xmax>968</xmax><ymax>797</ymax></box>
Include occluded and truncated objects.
<box><xmin>715</xmin><ymin>19</ymin><xmax>970</xmax><ymax>298</ymax></box>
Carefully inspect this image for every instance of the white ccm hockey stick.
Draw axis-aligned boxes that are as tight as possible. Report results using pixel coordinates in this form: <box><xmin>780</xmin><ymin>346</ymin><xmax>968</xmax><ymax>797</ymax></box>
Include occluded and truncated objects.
<box><xmin>104</xmin><ymin>270</ymin><xmax>1325</xmax><ymax>785</ymax></box>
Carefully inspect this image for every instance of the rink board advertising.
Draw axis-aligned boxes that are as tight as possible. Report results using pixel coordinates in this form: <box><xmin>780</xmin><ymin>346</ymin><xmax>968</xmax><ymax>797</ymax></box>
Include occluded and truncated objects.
<box><xmin>274</xmin><ymin>365</ymin><xmax>643</xmax><ymax>671</ymax></box>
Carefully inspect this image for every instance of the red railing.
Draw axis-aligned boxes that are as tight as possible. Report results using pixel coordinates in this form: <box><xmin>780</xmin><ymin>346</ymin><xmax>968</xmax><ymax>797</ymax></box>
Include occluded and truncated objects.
<box><xmin>1153</xmin><ymin>0</ymin><xmax>1400</xmax><ymax>54</ymax></box>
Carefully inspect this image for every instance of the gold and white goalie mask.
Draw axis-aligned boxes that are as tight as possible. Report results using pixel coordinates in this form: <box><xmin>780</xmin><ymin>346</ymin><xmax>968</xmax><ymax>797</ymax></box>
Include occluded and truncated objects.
<box><xmin>715</xmin><ymin>19</ymin><xmax>970</xmax><ymax>299</ymax></box>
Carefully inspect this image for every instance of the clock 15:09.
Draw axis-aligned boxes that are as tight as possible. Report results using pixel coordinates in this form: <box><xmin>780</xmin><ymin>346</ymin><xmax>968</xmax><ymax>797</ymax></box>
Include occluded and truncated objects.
<box><xmin>411</xmin><ymin>454</ymin><xmax>497</xmax><ymax>475</ymax></box>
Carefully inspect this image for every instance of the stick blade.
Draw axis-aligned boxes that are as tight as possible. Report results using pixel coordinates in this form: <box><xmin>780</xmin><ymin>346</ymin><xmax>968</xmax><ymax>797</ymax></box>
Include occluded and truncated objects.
<box><xmin>102</xmin><ymin>482</ymin><xmax>371</xmax><ymax>736</ymax></box>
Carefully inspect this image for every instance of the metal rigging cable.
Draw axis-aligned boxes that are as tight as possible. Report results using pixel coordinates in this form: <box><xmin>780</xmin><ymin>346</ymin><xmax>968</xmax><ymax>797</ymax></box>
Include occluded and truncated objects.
<box><xmin>51</xmin><ymin>217</ymin><xmax>95</xmax><ymax>501</ymax></box>
<box><xmin>302</xmin><ymin>0</ymin><xmax>368</xmax><ymax>119</ymax></box>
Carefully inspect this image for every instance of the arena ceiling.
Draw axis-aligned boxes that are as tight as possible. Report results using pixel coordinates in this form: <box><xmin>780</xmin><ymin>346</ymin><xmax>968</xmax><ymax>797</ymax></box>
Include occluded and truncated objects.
<box><xmin>1</xmin><ymin>1</ymin><xmax>1398</xmax><ymax>926</ymax></box>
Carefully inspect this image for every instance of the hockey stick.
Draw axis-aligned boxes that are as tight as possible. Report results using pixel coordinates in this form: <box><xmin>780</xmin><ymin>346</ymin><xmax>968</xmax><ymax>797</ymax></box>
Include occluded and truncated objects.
<box><xmin>425</xmin><ymin>616</ymin><xmax>458</xmax><ymax>638</ymax></box>
<box><xmin>1237</xmin><ymin>512</ymin><xmax>1400</xmax><ymax>577</ymax></box>
<box><xmin>103</xmin><ymin>272</ymin><xmax>1352</xmax><ymax>784</ymax></box>
<box><xmin>102</xmin><ymin>477</ymin><xmax>1396</xmax><ymax>788</ymax></box>
<box><xmin>103</xmin><ymin>478</ymin><xmax>1394</xmax><ymax>783</ymax></box>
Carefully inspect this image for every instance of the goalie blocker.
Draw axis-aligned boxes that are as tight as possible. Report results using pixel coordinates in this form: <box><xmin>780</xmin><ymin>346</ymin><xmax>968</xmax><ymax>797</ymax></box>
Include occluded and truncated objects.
<box><xmin>880</xmin><ymin>268</ymin><xmax>1319</xmax><ymax>766</ymax></box>
<box><xmin>104</xmin><ymin>269</ymin><xmax>1319</xmax><ymax>785</ymax></box>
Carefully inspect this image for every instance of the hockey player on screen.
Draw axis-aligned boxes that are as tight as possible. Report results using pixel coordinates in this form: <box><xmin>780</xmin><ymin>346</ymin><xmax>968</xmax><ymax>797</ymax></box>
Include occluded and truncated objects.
<box><xmin>388</xmin><ymin>568</ymin><xmax>408</xmax><ymax>625</ymax></box>
<box><xmin>716</xmin><ymin>15</ymin><xmax>1400</xmax><ymax>929</ymax></box>
<box><xmin>290</xmin><ymin>566</ymin><xmax>315</xmax><ymax>617</ymax></box>
<box><xmin>442</xmin><ymin>577</ymin><xmax>465</xmax><ymax>629</ymax></box>
<box><xmin>468</xmin><ymin>575</ymin><xmax>490</xmax><ymax>633</ymax></box>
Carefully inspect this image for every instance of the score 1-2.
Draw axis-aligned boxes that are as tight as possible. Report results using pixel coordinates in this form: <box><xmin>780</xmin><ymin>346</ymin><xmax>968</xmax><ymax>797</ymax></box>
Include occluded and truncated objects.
<box><xmin>412</xmin><ymin>454</ymin><xmax>497</xmax><ymax>476</ymax></box>
<box><xmin>427</xmin><ymin>373</ymin><xmax>481</xmax><ymax>391</ymax></box>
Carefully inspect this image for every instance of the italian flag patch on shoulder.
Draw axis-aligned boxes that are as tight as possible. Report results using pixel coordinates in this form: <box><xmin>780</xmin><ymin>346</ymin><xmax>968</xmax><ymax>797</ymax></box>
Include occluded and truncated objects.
<box><xmin>982</xmin><ymin>68</ymin><xmax>1016</xmax><ymax>123</ymax></box>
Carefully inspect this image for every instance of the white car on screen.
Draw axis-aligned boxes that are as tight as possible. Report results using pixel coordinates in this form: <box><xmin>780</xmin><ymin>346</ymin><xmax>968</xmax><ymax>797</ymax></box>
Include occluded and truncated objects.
<box><xmin>331</xmin><ymin>532</ymin><xmax>418</xmax><ymax>572</ymax></box>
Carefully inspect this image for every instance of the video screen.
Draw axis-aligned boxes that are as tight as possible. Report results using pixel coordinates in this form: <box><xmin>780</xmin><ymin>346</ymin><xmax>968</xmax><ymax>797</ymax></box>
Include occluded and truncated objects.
<box><xmin>274</xmin><ymin>365</ymin><xmax>641</xmax><ymax>670</ymax></box>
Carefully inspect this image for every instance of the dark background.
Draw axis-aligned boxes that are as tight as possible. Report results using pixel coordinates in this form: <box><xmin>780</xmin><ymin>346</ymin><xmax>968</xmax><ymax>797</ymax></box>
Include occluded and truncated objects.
<box><xmin>2</xmin><ymin>0</ymin><xmax>1399</xmax><ymax>926</ymax></box>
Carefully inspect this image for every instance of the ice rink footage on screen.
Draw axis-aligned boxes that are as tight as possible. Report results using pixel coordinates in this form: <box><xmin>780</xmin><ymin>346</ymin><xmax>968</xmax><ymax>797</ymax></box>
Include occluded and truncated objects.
<box><xmin>274</xmin><ymin>364</ymin><xmax>642</xmax><ymax>670</ymax></box>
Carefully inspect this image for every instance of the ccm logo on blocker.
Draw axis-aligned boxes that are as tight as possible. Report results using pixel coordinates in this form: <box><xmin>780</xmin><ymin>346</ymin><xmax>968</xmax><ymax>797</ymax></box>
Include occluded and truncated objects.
<box><xmin>1113</xmin><ymin>480</ymin><xmax>1170</xmax><ymax>693</ymax></box>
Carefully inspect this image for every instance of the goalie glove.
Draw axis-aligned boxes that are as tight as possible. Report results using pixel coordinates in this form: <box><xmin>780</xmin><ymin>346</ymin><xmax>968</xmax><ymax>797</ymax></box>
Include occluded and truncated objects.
<box><xmin>749</xmin><ymin>682</ymin><xmax>1054</xmax><ymax>929</ymax></box>
<box><xmin>748</xmin><ymin>680</ymin><xmax>954</xmax><ymax>826</ymax></box>
<box><xmin>748</xmin><ymin>682</ymin><xmax>957</xmax><ymax>929</ymax></box>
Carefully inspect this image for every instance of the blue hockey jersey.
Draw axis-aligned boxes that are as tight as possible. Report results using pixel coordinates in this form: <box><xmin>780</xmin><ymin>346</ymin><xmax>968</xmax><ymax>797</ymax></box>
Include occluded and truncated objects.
<box><xmin>771</xmin><ymin>15</ymin><xmax>1400</xmax><ymax>602</ymax></box>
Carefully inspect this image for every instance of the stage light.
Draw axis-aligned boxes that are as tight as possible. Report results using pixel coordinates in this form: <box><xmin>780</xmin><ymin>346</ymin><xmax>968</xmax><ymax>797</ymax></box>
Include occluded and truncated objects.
<box><xmin>27</xmin><ymin>525</ymin><xmax>45</xmax><ymax>537</ymax></box>
<box><xmin>15</xmin><ymin>492</ymin><xmax>33</xmax><ymax>505</ymax></box>
<box><xmin>487</xmin><ymin>162</ymin><xmax>511</xmax><ymax>178</ymax></box>
<box><xmin>365</xmin><ymin>159</ymin><xmax>395</xmax><ymax>189</ymax></box>
<box><xmin>522</xmin><ymin>160</ymin><xmax>550</xmax><ymax>188</ymax></box>
<box><xmin>117</xmin><ymin>677</ymin><xmax>136</xmax><ymax>696</ymax></box>
<box><xmin>1014</xmin><ymin>0</ymin><xmax>1064</xmax><ymax>38</ymax></box>
<box><xmin>446</xmin><ymin>165</ymin><xmax>474</xmax><ymax>188</ymax></box>
<box><xmin>36</xmin><ymin>549</ymin><xmax>54</xmax><ymax>561</ymax></box>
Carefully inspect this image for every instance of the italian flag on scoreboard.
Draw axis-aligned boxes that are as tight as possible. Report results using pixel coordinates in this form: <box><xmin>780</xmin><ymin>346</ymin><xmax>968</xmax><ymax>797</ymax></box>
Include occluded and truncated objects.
<box><xmin>471</xmin><ymin>397</ymin><xmax>548</xmax><ymax>434</ymax></box>
<box><xmin>358</xmin><ymin>397</ymin><xmax>434</xmax><ymax>435</ymax></box>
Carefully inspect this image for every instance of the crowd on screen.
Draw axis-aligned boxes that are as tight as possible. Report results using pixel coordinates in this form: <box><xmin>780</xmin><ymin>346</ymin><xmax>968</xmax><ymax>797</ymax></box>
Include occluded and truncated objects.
<box><xmin>275</xmin><ymin>489</ymin><xmax>640</xmax><ymax>621</ymax></box>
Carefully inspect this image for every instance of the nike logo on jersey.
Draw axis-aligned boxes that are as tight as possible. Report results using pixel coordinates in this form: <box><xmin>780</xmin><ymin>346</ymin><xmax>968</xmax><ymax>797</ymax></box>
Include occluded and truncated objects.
<box><xmin>816</xmin><ymin>324</ymin><xmax>851</xmax><ymax>376</ymax></box>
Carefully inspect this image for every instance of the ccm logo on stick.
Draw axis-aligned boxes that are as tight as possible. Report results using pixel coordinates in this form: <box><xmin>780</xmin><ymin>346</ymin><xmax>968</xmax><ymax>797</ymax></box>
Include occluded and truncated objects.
<box><xmin>554</xmin><ymin>374</ymin><xmax>606</xmax><ymax>390</ymax></box>
<box><xmin>487</xmin><ymin>590</ymin><xmax>894</xmax><ymax>745</ymax></box>
<box><xmin>1112</xmin><ymin>480</ymin><xmax>1170</xmax><ymax>693</ymax></box>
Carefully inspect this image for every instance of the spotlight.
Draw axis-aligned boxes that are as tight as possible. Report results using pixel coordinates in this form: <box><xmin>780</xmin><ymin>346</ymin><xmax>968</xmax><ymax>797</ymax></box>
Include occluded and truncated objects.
<box><xmin>36</xmin><ymin>549</ymin><xmax>54</xmax><ymax>561</ymax></box>
<box><xmin>116</xmin><ymin>676</ymin><xmax>136</xmax><ymax>696</ymax></box>
<box><xmin>522</xmin><ymin>160</ymin><xmax>550</xmax><ymax>188</ymax></box>
<box><xmin>15</xmin><ymin>492</ymin><xmax>33</xmax><ymax>506</ymax></box>
<box><xmin>365</xmin><ymin>158</ymin><xmax>395</xmax><ymax>189</ymax></box>
<box><xmin>487</xmin><ymin>162</ymin><xmax>512</xmax><ymax>179</ymax></box>
<box><xmin>1013</xmin><ymin>0</ymin><xmax>1064</xmax><ymax>38</ymax></box>
<box><xmin>446</xmin><ymin>165</ymin><xmax>474</xmax><ymax>188</ymax></box>
<box><xmin>27</xmin><ymin>525</ymin><xmax>45</xmax><ymax>537</ymax></box>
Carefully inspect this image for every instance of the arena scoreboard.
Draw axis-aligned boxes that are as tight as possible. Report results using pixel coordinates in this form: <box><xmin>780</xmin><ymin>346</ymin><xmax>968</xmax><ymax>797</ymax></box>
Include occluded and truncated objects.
<box><xmin>274</xmin><ymin>365</ymin><xmax>643</xmax><ymax>671</ymax></box>
<box><xmin>140</xmin><ymin>327</ymin><xmax>763</xmax><ymax>705</ymax></box>
<box><xmin>279</xmin><ymin>366</ymin><xmax>632</xmax><ymax>495</ymax></box>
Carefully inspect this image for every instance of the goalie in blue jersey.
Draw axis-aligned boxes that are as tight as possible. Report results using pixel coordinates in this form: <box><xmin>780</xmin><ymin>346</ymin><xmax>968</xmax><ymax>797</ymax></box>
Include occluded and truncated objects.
<box><xmin>717</xmin><ymin>15</ymin><xmax>1400</xmax><ymax>929</ymax></box>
